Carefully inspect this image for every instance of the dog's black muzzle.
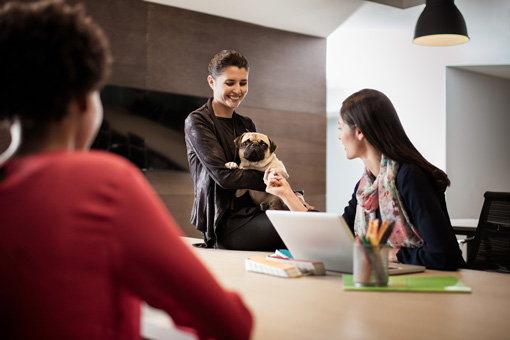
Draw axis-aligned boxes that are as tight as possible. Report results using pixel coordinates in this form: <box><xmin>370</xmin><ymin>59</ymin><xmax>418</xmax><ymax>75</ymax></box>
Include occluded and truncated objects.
<box><xmin>243</xmin><ymin>143</ymin><xmax>267</xmax><ymax>162</ymax></box>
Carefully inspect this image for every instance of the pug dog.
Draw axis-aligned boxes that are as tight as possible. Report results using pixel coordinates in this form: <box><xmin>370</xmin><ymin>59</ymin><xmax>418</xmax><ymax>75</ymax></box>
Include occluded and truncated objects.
<box><xmin>225</xmin><ymin>132</ymin><xmax>289</xmax><ymax>211</ymax></box>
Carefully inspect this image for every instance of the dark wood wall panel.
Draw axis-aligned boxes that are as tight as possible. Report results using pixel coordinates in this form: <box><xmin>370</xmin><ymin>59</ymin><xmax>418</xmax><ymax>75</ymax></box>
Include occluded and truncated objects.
<box><xmin>145</xmin><ymin>4</ymin><xmax>326</xmax><ymax>115</ymax></box>
<box><xmin>68</xmin><ymin>0</ymin><xmax>149</xmax><ymax>88</ymax></box>
<box><xmin>145</xmin><ymin>171</ymin><xmax>201</xmax><ymax>238</ymax></box>
<box><xmin>146</xmin><ymin>5</ymin><xmax>219</xmax><ymax>96</ymax></box>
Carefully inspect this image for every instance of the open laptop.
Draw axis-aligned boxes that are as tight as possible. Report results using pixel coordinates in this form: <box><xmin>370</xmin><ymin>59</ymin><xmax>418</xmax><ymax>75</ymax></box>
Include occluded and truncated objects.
<box><xmin>266</xmin><ymin>210</ymin><xmax>425</xmax><ymax>275</ymax></box>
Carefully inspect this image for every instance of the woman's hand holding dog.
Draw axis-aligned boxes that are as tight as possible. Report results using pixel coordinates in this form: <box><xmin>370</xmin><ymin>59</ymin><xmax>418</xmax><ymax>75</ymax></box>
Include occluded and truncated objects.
<box><xmin>264</xmin><ymin>168</ymin><xmax>309</xmax><ymax>211</ymax></box>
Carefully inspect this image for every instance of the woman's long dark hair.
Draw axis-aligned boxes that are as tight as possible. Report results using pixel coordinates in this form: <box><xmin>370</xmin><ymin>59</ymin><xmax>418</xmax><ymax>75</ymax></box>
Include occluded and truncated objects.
<box><xmin>340</xmin><ymin>89</ymin><xmax>450</xmax><ymax>190</ymax></box>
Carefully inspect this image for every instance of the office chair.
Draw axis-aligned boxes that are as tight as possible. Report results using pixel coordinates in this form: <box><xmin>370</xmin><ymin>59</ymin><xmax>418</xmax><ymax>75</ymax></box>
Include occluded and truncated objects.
<box><xmin>466</xmin><ymin>191</ymin><xmax>510</xmax><ymax>273</ymax></box>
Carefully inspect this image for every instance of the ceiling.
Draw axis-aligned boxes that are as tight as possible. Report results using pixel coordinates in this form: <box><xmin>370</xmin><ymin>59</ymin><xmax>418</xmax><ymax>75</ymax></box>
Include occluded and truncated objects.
<box><xmin>455</xmin><ymin>65</ymin><xmax>510</xmax><ymax>81</ymax></box>
<box><xmin>142</xmin><ymin>0</ymin><xmax>424</xmax><ymax>38</ymax></box>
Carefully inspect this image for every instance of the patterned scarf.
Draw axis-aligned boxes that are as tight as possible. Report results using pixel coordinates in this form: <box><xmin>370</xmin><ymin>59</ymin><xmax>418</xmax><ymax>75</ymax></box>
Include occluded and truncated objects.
<box><xmin>354</xmin><ymin>155</ymin><xmax>424</xmax><ymax>248</ymax></box>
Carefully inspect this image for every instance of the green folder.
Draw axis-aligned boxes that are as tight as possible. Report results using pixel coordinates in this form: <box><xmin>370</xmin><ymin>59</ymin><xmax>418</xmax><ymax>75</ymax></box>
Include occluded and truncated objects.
<box><xmin>342</xmin><ymin>275</ymin><xmax>471</xmax><ymax>293</ymax></box>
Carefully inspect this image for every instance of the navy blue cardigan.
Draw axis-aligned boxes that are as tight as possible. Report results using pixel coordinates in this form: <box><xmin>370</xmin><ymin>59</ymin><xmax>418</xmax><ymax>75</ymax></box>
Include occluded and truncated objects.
<box><xmin>342</xmin><ymin>164</ymin><xmax>466</xmax><ymax>270</ymax></box>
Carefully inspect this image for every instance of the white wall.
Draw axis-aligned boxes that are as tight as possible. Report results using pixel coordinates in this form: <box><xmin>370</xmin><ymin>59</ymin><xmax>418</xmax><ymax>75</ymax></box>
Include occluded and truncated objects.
<box><xmin>326</xmin><ymin>0</ymin><xmax>510</xmax><ymax>214</ymax></box>
<box><xmin>446</xmin><ymin>68</ymin><xmax>510</xmax><ymax>218</ymax></box>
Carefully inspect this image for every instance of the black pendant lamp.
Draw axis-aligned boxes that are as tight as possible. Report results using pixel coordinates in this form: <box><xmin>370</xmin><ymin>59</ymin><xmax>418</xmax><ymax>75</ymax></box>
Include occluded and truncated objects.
<box><xmin>413</xmin><ymin>0</ymin><xmax>469</xmax><ymax>46</ymax></box>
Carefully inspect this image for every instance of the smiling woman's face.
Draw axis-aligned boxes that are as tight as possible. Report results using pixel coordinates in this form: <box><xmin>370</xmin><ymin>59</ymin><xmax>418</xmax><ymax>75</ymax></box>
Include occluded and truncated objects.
<box><xmin>208</xmin><ymin>66</ymin><xmax>248</xmax><ymax>113</ymax></box>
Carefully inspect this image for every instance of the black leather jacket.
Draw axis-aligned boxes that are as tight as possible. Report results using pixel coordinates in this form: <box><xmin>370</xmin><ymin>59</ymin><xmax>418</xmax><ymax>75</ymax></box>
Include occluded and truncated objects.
<box><xmin>184</xmin><ymin>99</ymin><xmax>265</xmax><ymax>247</ymax></box>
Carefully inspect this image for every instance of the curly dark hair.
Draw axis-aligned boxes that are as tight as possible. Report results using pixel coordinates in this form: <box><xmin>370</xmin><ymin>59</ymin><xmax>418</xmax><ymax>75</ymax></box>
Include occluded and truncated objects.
<box><xmin>208</xmin><ymin>50</ymin><xmax>249</xmax><ymax>79</ymax></box>
<box><xmin>340</xmin><ymin>89</ymin><xmax>450</xmax><ymax>190</ymax></box>
<box><xmin>0</xmin><ymin>0</ymin><xmax>112</xmax><ymax>127</ymax></box>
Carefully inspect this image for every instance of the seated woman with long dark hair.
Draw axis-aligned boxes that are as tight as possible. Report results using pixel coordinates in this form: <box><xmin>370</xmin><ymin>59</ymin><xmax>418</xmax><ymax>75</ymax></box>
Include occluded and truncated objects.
<box><xmin>264</xmin><ymin>88</ymin><xmax>466</xmax><ymax>270</ymax></box>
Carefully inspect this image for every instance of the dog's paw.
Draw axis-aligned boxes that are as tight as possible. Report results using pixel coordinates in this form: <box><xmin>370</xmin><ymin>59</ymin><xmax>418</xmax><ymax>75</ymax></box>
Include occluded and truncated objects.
<box><xmin>225</xmin><ymin>162</ymin><xmax>238</xmax><ymax>169</ymax></box>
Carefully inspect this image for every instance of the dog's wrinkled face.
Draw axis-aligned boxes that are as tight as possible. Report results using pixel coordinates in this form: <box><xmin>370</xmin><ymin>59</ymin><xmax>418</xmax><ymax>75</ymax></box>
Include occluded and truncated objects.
<box><xmin>235</xmin><ymin>132</ymin><xmax>277</xmax><ymax>163</ymax></box>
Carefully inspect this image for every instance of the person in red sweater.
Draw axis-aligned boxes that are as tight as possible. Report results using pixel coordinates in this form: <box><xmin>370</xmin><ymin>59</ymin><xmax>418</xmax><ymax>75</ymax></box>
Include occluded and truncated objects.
<box><xmin>0</xmin><ymin>1</ymin><xmax>253</xmax><ymax>339</ymax></box>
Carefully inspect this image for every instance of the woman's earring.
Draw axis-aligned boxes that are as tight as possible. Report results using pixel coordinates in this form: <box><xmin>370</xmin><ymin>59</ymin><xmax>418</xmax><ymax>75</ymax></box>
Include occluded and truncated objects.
<box><xmin>0</xmin><ymin>117</ymin><xmax>21</xmax><ymax>165</ymax></box>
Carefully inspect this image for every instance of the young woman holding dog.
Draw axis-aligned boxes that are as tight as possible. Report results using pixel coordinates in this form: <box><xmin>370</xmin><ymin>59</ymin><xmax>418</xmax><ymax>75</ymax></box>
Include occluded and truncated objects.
<box><xmin>265</xmin><ymin>89</ymin><xmax>466</xmax><ymax>270</ymax></box>
<box><xmin>0</xmin><ymin>2</ymin><xmax>252</xmax><ymax>339</ymax></box>
<box><xmin>185</xmin><ymin>50</ymin><xmax>304</xmax><ymax>250</ymax></box>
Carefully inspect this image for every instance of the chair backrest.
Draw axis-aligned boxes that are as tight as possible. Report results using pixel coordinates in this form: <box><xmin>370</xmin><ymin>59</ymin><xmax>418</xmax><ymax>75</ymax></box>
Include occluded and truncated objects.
<box><xmin>467</xmin><ymin>191</ymin><xmax>510</xmax><ymax>273</ymax></box>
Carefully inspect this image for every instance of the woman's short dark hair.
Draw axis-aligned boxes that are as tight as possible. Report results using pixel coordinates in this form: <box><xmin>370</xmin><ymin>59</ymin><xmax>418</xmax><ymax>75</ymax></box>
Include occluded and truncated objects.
<box><xmin>208</xmin><ymin>50</ymin><xmax>249</xmax><ymax>79</ymax></box>
<box><xmin>340</xmin><ymin>89</ymin><xmax>450</xmax><ymax>190</ymax></box>
<box><xmin>0</xmin><ymin>0</ymin><xmax>112</xmax><ymax>126</ymax></box>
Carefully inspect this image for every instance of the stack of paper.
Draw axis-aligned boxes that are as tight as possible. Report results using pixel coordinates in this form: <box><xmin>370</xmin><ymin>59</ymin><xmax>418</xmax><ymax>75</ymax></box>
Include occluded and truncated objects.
<box><xmin>245</xmin><ymin>257</ymin><xmax>302</xmax><ymax>278</ymax></box>
<box><xmin>266</xmin><ymin>256</ymin><xmax>326</xmax><ymax>275</ymax></box>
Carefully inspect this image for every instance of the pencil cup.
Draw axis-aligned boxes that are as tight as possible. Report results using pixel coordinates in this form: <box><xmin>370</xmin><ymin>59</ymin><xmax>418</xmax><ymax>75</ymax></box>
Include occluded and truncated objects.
<box><xmin>353</xmin><ymin>244</ymin><xmax>389</xmax><ymax>287</ymax></box>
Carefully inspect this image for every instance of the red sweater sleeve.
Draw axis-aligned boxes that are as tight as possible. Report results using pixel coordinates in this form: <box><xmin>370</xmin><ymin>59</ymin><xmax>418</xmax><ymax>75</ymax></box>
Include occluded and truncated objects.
<box><xmin>109</xmin><ymin>165</ymin><xmax>253</xmax><ymax>340</ymax></box>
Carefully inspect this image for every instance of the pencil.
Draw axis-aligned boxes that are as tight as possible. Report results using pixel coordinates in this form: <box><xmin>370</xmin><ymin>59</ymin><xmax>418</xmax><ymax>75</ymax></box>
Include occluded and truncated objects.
<box><xmin>376</xmin><ymin>220</ymin><xmax>390</xmax><ymax>244</ymax></box>
<box><xmin>368</xmin><ymin>219</ymin><xmax>379</xmax><ymax>245</ymax></box>
<box><xmin>379</xmin><ymin>221</ymin><xmax>395</xmax><ymax>244</ymax></box>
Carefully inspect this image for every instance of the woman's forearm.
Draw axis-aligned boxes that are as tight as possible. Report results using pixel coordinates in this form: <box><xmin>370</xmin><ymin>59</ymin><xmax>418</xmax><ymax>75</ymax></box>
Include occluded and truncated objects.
<box><xmin>280</xmin><ymin>190</ymin><xmax>307</xmax><ymax>212</ymax></box>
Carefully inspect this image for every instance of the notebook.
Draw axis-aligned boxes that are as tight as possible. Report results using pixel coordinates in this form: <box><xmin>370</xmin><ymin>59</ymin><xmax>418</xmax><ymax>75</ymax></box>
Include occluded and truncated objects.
<box><xmin>266</xmin><ymin>210</ymin><xmax>426</xmax><ymax>275</ymax></box>
<box><xmin>342</xmin><ymin>275</ymin><xmax>471</xmax><ymax>292</ymax></box>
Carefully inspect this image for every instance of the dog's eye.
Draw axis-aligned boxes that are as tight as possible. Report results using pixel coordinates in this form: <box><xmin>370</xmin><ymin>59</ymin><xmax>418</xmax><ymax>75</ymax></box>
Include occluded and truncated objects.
<box><xmin>242</xmin><ymin>141</ymin><xmax>249</xmax><ymax>147</ymax></box>
<box><xmin>259</xmin><ymin>141</ymin><xmax>268</xmax><ymax>148</ymax></box>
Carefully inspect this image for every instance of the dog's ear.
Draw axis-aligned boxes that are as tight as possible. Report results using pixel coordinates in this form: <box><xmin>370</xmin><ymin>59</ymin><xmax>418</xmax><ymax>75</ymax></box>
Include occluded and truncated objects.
<box><xmin>268</xmin><ymin>137</ymin><xmax>277</xmax><ymax>153</ymax></box>
<box><xmin>233</xmin><ymin>133</ymin><xmax>246</xmax><ymax>160</ymax></box>
<box><xmin>233</xmin><ymin>133</ymin><xmax>245</xmax><ymax>149</ymax></box>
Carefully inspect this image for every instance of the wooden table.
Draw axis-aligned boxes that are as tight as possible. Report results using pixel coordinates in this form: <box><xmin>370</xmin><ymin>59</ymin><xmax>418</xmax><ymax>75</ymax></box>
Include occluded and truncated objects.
<box><xmin>142</xmin><ymin>237</ymin><xmax>510</xmax><ymax>340</ymax></box>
